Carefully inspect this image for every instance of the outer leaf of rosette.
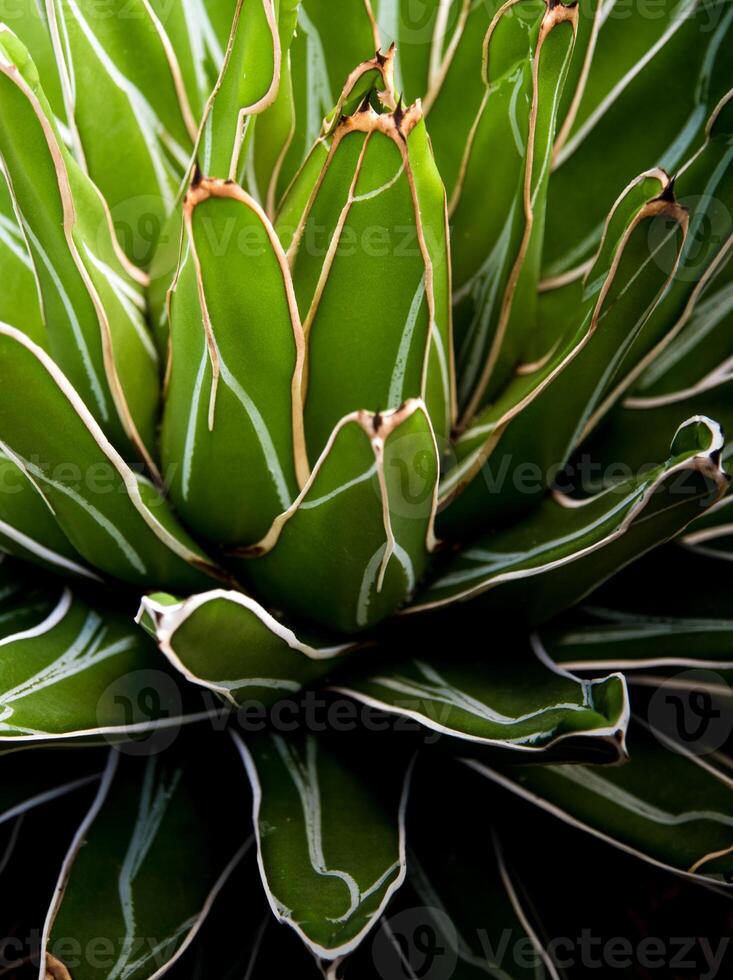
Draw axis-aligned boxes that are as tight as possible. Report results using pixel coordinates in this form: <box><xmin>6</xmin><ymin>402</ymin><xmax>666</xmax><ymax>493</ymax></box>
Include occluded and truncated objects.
<box><xmin>415</xmin><ymin>417</ymin><xmax>730</xmax><ymax>624</ymax></box>
<box><xmin>161</xmin><ymin>176</ymin><xmax>305</xmax><ymax>547</ymax></box>
<box><xmin>439</xmin><ymin>170</ymin><xmax>687</xmax><ymax>539</ymax></box>
<box><xmin>0</xmin><ymin>28</ymin><xmax>160</xmax><ymax>474</ymax></box>
<box><xmin>236</xmin><ymin>400</ymin><xmax>440</xmax><ymax>634</ymax></box>
<box><xmin>282</xmin><ymin>101</ymin><xmax>454</xmax><ymax>464</ymax></box>
<box><xmin>0</xmin><ymin>324</ymin><xmax>221</xmax><ymax>592</ymax></box>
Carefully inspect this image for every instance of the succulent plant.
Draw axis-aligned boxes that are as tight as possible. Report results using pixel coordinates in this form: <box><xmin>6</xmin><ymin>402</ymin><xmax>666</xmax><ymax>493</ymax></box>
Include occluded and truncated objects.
<box><xmin>1</xmin><ymin>0</ymin><xmax>733</xmax><ymax>977</ymax></box>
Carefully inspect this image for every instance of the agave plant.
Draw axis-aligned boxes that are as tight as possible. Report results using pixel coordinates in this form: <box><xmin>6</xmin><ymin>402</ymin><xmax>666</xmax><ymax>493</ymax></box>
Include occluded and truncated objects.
<box><xmin>1</xmin><ymin>0</ymin><xmax>733</xmax><ymax>977</ymax></box>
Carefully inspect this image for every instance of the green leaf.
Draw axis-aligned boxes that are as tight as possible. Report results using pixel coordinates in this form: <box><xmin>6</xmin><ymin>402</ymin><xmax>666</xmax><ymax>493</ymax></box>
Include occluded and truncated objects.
<box><xmin>238</xmin><ymin>400</ymin><xmax>440</xmax><ymax>634</ymax></box>
<box><xmin>43</xmin><ymin>739</ymin><xmax>252</xmax><ymax>980</ymax></box>
<box><xmin>0</xmin><ymin>449</ymin><xmax>96</xmax><ymax>579</ymax></box>
<box><xmin>0</xmin><ymin>27</ymin><xmax>161</xmax><ymax>471</ymax></box>
<box><xmin>0</xmin><ymin>583</ymin><xmax>211</xmax><ymax>746</ymax></box>
<box><xmin>439</xmin><ymin>169</ymin><xmax>688</xmax><ymax>537</ymax></box>
<box><xmin>138</xmin><ymin>590</ymin><xmax>355</xmax><ymax>707</ymax></box>
<box><xmin>334</xmin><ymin>633</ymin><xmax>629</xmax><ymax>757</ymax></box>
<box><xmin>544</xmin><ymin>0</ymin><xmax>733</xmax><ymax>280</ymax></box>
<box><xmin>278</xmin><ymin>97</ymin><xmax>454</xmax><ymax>459</ymax></box>
<box><xmin>431</xmin><ymin>0</ymin><xmax>579</xmax><ymax>417</ymax></box>
<box><xmin>539</xmin><ymin>547</ymin><xmax>733</xmax><ymax>671</ymax></box>
<box><xmin>198</xmin><ymin>0</ymin><xmax>282</xmax><ymax>180</ymax></box>
<box><xmin>0</xmin><ymin>323</ymin><xmax>221</xmax><ymax>591</ymax></box>
<box><xmin>0</xmin><ymin>0</ymin><xmax>66</xmax><ymax>121</ymax></box>
<box><xmin>45</xmin><ymin>0</ymin><xmax>198</xmax><ymax>265</ymax></box>
<box><xmin>146</xmin><ymin>0</ymin><xmax>238</xmax><ymax>124</ymax></box>
<box><xmin>415</xmin><ymin>417</ymin><xmax>729</xmax><ymax>621</ymax></box>
<box><xmin>161</xmin><ymin>175</ymin><xmax>306</xmax><ymax>546</ymax></box>
<box><xmin>233</xmin><ymin>727</ymin><xmax>414</xmax><ymax>961</ymax></box>
<box><xmin>467</xmin><ymin>717</ymin><xmax>733</xmax><ymax>886</ymax></box>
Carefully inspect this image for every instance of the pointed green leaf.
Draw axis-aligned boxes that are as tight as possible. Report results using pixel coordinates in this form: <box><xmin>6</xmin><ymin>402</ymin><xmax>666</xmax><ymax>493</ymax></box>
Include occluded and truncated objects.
<box><xmin>233</xmin><ymin>727</ymin><xmax>413</xmax><ymax>961</ymax></box>
<box><xmin>198</xmin><ymin>0</ymin><xmax>282</xmax><ymax>180</ymax></box>
<box><xmin>416</xmin><ymin>417</ymin><xmax>729</xmax><ymax>621</ymax></box>
<box><xmin>138</xmin><ymin>590</ymin><xmax>355</xmax><ymax>707</ymax></box>
<box><xmin>0</xmin><ymin>28</ymin><xmax>161</xmax><ymax>470</ymax></box>
<box><xmin>0</xmin><ymin>323</ymin><xmax>221</xmax><ymax>591</ymax></box>
<box><xmin>239</xmin><ymin>400</ymin><xmax>439</xmax><ymax>634</ymax></box>
<box><xmin>335</xmin><ymin>634</ymin><xmax>629</xmax><ymax>757</ymax></box>
<box><xmin>440</xmin><ymin>170</ymin><xmax>687</xmax><ymax>537</ymax></box>
<box><xmin>436</xmin><ymin>0</ymin><xmax>579</xmax><ymax>416</ymax></box>
<box><xmin>43</xmin><ymin>740</ymin><xmax>252</xmax><ymax>980</ymax></box>
<box><xmin>467</xmin><ymin>717</ymin><xmax>733</xmax><ymax>886</ymax></box>
<box><xmin>279</xmin><ymin>99</ymin><xmax>454</xmax><ymax>459</ymax></box>
<box><xmin>161</xmin><ymin>176</ymin><xmax>305</xmax><ymax>546</ymax></box>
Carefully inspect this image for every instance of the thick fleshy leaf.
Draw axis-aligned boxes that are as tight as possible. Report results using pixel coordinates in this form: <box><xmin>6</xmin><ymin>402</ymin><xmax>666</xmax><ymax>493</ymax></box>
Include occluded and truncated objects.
<box><xmin>0</xmin><ymin>324</ymin><xmax>221</xmax><ymax>591</ymax></box>
<box><xmin>45</xmin><ymin>0</ymin><xmax>197</xmax><ymax>265</ymax></box>
<box><xmin>161</xmin><ymin>175</ymin><xmax>306</xmax><ymax>546</ymax></box>
<box><xmin>415</xmin><ymin>417</ymin><xmax>729</xmax><ymax>619</ymax></box>
<box><xmin>278</xmin><ymin>97</ymin><xmax>454</xmax><ymax>458</ymax></box>
<box><xmin>441</xmin><ymin>0</ymin><xmax>579</xmax><ymax>418</ymax></box>
<box><xmin>43</xmin><ymin>740</ymin><xmax>252</xmax><ymax>980</ymax></box>
<box><xmin>238</xmin><ymin>400</ymin><xmax>440</xmax><ymax>634</ymax></box>
<box><xmin>334</xmin><ymin>633</ymin><xmax>628</xmax><ymax>757</ymax></box>
<box><xmin>233</xmin><ymin>727</ymin><xmax>414</xmax><ymax>961</ymax></box>
<box><xmin>138</xmin><ymin>590</ymin><xmax>355</xmax><ymax>707</ymax></box>
<box><xmin>544</xmin><ymin>0</ymin><xmax>733</xmax><ymax>280</ymax></box>
<box><xmin>0</xmin><ymin>449</ymin><xmax>96</xmax><ymax>580</ymax></box>
<box><xmin>439</xmin><ymin>169</ymin><xmax>688</xmax><ymax>537</ymax></box>
<box><xmin>0</xmin><ymin>28</ymin><xmax>161</xmax><ymax>471</ymax></box>
<box><xmin>467</xmin><ymin>717</ymin><xmax>733</xmax><ymax>886</ymax></box>
<box><xmin>0</xmin><ymin>584</ymin><xmax>212</xmax><ymax>746</ymax></box>
<box><xmin>540</xmin><ymin>548</ymin><xmax>733</xmax><ymax>672</ymax></box>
